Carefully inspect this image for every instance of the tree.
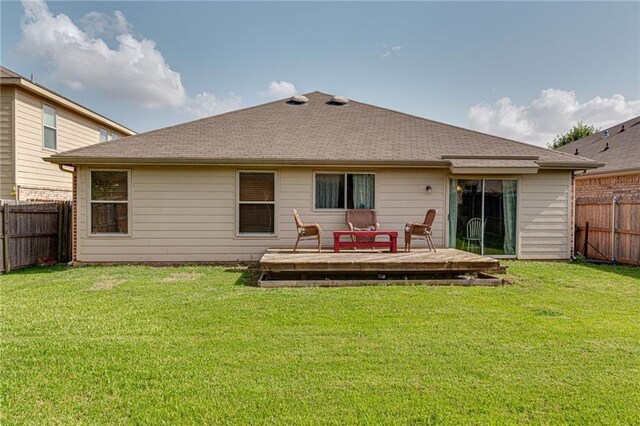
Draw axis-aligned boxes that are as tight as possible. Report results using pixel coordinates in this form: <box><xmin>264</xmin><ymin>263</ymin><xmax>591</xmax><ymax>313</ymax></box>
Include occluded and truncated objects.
<box><xmin>548</xmin><ymin>122</ymin><xmax>599</xmax><ymax>150</ymax></box>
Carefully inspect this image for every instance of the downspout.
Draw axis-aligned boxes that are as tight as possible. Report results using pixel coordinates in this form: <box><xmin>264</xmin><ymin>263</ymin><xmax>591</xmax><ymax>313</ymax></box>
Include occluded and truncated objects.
<box><xmin>58</xmin><ymin>164</ymin><xmax>76</xmax><ymax>266</ymax></box>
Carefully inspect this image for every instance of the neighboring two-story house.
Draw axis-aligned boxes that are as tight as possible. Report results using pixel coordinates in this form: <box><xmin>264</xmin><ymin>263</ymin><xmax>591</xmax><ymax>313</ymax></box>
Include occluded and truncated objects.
<box><xmin>0</xmin><ymin>66</ymin><xmax>135</xmax><ymax>201</ymax></box>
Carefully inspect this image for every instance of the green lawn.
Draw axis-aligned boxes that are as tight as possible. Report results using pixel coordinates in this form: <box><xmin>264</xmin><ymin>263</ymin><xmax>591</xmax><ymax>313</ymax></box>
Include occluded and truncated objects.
<box><xmin>1</xmin><ymin>261</ymin><xmax>639</xmax><ymax>424</ymax></box>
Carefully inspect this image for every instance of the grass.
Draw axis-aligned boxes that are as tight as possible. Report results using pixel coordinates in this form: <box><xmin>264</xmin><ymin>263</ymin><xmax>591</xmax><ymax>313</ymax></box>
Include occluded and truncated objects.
<box><xmin>1</xmin><ymin>261</ymin><xmax>639</xmax><ymax>424</ymax></box>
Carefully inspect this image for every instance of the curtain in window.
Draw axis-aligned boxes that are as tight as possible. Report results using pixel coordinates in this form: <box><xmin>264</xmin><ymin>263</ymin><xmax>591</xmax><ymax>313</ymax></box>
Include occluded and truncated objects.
<box><xmin>448</xmin><ymin>179</ymin><xmax>458</xmax><ymax>248</ymax></box>
<box><xmin>316</xmin><ymin>174</ymin><xmax>343</xmax><ymax>209</ymax></box>
<box><xmin>502</xmin><ymin>180</ymin><xmax>517</xmax><ymax>255</ymax></box>
<box><xmin>352</xmin><ymin>174</ymin><xmax>375</xmax><ymax>209</ymax></box>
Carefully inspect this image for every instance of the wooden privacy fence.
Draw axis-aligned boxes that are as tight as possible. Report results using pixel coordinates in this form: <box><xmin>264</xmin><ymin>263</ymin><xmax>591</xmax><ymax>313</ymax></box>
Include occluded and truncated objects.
<box><xmin>575</xmin><ymin>195</ymin><xmax>640</xmax><ymax>265</ymax></box>
<box><xmin>0</xmin><ymin>201</ymin><xmax>72</xmax><ymax>273</ymax></box>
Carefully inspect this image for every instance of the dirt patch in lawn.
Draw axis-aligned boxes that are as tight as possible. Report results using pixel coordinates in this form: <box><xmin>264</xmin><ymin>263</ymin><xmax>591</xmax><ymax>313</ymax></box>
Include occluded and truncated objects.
<box><xmin>162</xmin><ymin>272</ymin><xmax>203</xmax><ymax>283</ymax></box>
<box><xmin>89</xmin><ymin>279</ymin><xmax>124</xmax><ymax>291</ymax></box>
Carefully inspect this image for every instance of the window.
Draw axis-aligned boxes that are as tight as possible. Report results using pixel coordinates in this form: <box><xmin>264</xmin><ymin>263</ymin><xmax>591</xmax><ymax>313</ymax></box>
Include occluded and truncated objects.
<box><xmin>43</xmin><ymin>105</ymin><xmax>57</xmax><ymax>150</ymax></box>
<box><xmin>99</xmin><ymin>128</ymin><xmax>109</xmax><ymax>142</ymax></box>
<box><xmin>90</xmin><ymin>170</ymin><xmax>129</xmax><ymax>234</ymax></box>
<box><xmin>100</xmin><ymin>128</ymin><xmax>120</xmax><ymax>142</ymax></box>
<box><xmin>238</xmin><ymin>172</ymin><xmax>275</xmax><ymax>234</ymax></box>
<box><xmin>315</xmin><ymin>173</ymin><xmax>375</xmax><ymax>210</ymax></box>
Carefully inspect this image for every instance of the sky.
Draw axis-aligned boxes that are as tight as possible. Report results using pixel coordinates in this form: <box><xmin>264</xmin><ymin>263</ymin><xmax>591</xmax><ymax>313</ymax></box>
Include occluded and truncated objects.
<box><xmin>1</xmin><ymin>0</ymin><xmax>639</xmax><ymax>147</ymax></box>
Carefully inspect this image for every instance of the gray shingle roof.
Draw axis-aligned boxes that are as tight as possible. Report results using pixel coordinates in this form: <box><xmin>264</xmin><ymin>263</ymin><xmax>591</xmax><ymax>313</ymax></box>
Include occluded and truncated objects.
<box><xmin>47</xmin><ymin>91</ymin><xmax>600</xmax><ymax>169</ymax></box>
<box><xmin>557</xmin><ymin>116</ymin><xmax>640</xmax><ymax>176</ymax></box>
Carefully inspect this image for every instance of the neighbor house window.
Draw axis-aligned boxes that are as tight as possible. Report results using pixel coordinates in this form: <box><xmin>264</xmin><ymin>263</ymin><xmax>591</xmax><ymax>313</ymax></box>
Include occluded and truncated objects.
<box><xmin>90</xmin><ymin>170</ymin><xmax>129</xmax><ymax>234</ymax></box>
<box><xmin>100</xmin><ymin>128</ymin><xmax>120</xmax><ymax>142</ymax></box>
<box><xmin>99</xmin><ymin>128</ymin><xmax>109</xmax><ymax>142</ymax></box>
<box><xmin>238</xmin><ymin>172</ymin><xmax>275</xmax><ymax>234</ymax></box>
<box><xmin>43</xmin><ymin>105</ymin><xmax>57</xmax><ymax>150</ymax></box>
<box><xmin>315</xmin><ymin>173</ymin><xmax>375</xmax><ymax>210</ymax></box>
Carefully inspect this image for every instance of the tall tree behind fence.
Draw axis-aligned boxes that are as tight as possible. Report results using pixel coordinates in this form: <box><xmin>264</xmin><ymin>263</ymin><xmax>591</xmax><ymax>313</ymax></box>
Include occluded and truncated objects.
<box><xmin>0</xmin><ymin>201</ymin><xmax>72</xmax><ymax>273</ymax></box>
<box><xmin>575</xmin><ymin>195</ymin><xmax>640</xmax><ymax>265</ymax></box>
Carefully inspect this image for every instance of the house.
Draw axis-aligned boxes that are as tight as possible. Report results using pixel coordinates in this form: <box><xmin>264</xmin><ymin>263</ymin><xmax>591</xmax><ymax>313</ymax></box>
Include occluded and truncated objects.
<box><xmin>44</xmin><ymin>92</ymin><xmax>601</xmax><ymax>264</ymax></box>
<box><xmin>557</xmin><ymin>116</ymin><xmax>640</xmax><ymax>265</ymax></box>
<box><xmin>0</xmin><ymin>66</ymin><xmax>135</xmax><ymax>201</ymax></box>
<box><xmin>557</xmin><ymin>116</ymin><xmax>640</xmax><ymax>197</ymax></box>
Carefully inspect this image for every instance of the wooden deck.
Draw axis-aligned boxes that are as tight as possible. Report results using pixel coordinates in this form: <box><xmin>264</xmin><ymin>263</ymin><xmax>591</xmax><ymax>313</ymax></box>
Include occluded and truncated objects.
<box><xmin>260</xmin><ymin>248</ymin><xmax>500</xmax><ymax>274</ymax></box>
<box><xmin>259</xmin><ymin>248</ymin><xmax>503</xmax><ymax>287</ymax></box>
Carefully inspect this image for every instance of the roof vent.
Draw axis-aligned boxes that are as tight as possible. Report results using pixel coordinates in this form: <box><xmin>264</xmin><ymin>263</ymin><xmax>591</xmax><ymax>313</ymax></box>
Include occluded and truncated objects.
<box><xmin>574</xmin><ymin>148</ymin><xmax>579</xmax><ymax>155</ymax></box>
<box><xmin>329</xmin><ymin>95</ymin><xmax>349</xmax><ymax>105</ymax></box>
<box><xmin>289</xmin><ymin>95</ymin><xmax>309</xmax><ymax>104</ymax></box>
<box><xmin>603</xmin><ymin>142</ymin><xmax>609</xmax><ymax>151</ymax></box>
<box><xmin>603</xmin><ymin>130</ymin><xmax>609</xmax><ymax>138</ymax></box>
<box><xmin>620</xmin><ymin>124</ymin><xmax>625</xmax><ymax>133</ymax></box>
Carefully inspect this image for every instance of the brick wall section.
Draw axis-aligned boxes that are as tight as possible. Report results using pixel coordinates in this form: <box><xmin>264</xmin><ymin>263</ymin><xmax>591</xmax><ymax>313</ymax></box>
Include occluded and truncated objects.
<box><xmin>575</xmin><ymin>172</ymin><xmax>640</xmax><ymax>198</ymax></box>
<box><xmin>17</xmin><ymin>186</ymin><xmax>72</xmax><ymax>201</ymax></box>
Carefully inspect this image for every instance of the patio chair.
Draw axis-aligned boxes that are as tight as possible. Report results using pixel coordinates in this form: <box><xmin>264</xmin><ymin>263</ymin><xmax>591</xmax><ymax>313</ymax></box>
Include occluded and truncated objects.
<box><xmin>404</xmin><ymin>209</ymin><xmax>437</xmax><ymax>252</ymax></box>
<box><xmin>462</xmin><ymin>218</ymin><xmax>483</xmax><ymax>253</ymax></box>
<box><xmin>346</xmin><ymin>209</ymin><xmax>379</xmax><ymax>242</ymax></box>
<box><xmin>292</xmin><ymin>209</ymin><xmax>322</xmax><ymax>252</ymax></box>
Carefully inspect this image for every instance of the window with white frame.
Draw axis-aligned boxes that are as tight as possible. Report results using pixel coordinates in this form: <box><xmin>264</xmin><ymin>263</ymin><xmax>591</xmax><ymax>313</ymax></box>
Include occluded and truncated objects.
<box><xmin>99</xmin><ymin>128</ymin><xmax>109</xmax><ymax>142</ymax></box>
<box><xmin>90</xmin><ymin>170</ymin><xmax>129</xmax><ymax>234</ymax></box>
<box><xmin>100</xmin><ymin>128</ymin><xmax>120</xmax><ymax>142</ymax></box>
<box><xmin>315</xmin><ymin>172</ymin><xmax>375</xmax><ymax>210</ymax></box>
<box><xmin>238</xmin><ymin>172</ymin><xmax>275</xmax><ymax>234</ymax></box>
<box><xmin>43</xmin><ymin>105</ymin><xmax>57</xmax><ymax>150</ymax></box>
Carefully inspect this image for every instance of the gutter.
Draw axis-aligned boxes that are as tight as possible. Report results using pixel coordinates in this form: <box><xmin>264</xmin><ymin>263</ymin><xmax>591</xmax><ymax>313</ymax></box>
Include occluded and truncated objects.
<box><xmin>44</xmin><ymin>157</ymin><xmax>453</xmax><ymax>168</ymax></box>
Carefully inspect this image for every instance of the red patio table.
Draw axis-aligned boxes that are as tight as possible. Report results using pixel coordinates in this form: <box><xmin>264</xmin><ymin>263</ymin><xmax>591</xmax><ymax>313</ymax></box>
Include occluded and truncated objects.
<box><xmin>333</xmin><ymin>230</ymin><xmax>398</xmax><ymax>253</ymax></box>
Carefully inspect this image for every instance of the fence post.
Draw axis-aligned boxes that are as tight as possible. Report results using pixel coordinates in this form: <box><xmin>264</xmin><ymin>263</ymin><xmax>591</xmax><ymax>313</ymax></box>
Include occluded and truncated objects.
<box><xmin>57</xmin><ymin>202</ymin><xmax>63</xmax><ymax>262</ymax></box>
<box><xmin>3</xmin><ymin>205</ymin><xmax>10</xmax><ymax>273</ymax></box>
<box><xmin>583</xmin><ymin>221</ymin><xmax>589</xmax><ymax>259</ymax></box>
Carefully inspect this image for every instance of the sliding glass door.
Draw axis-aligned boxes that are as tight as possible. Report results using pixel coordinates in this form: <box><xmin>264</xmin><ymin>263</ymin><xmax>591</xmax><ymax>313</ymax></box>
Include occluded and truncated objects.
<box><xmin>448</xmin><ymin>178</ymin><xmax>517</xmax><ymax>256</ymax></box>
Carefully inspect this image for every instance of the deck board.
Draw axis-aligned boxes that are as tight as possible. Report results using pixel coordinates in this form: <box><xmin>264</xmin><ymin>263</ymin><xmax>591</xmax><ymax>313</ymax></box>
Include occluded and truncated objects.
<box><xmin>260</xmin><ymin>248</ymin><xmax>500</xmax><ymax>273</ymax></box>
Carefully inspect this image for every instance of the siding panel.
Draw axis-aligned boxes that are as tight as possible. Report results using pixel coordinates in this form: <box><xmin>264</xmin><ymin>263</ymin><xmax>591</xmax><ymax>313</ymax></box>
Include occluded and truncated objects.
<box><xmin>0</xmin><ymin>87</ymin><xmax>14</xmax><ymax>198</ymax></box>
<box><xmin>519</xmin><ymin>170</ymin><xmax>572</xmax><ymax>259</ymax></box>
<box><xmin>77</xmin><ymin>166</ymin><xmax>447</xmax><ymax>262</ymax></box>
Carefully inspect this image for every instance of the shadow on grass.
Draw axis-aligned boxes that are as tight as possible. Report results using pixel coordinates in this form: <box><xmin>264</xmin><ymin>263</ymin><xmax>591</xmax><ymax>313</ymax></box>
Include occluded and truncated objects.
<box><xmin>573</xmin><ymin>259</ymin><xmax>640</xmax><ymax>280</ymax></box>
<box><xmin>225</xmin><ymin>266</ymin><xmax>261</xmax><ymax>287</ymax></box>
<box><xmin>2</xmin><ymin>264</ymin><xmax>68</xmax><ymax>276</ymax></box>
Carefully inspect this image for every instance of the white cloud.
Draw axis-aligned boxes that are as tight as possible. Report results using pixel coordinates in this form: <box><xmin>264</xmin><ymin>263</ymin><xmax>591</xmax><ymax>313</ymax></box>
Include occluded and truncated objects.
<box><xmin>17</xmin><ymin>0</ymin><xmax>242</xmax><ymax>117</ymax></box>
<box><xmin>185</xmin><ymin>92</ymin><xmax>243</xmax><ymax>118</ymax></box>
<box><xmin>260</xmin><ymin>81</ymin><xmax>298</xmax><ymax>99</ymax></box>
<box><xmin>468</xmin><ymin>89</ymin><xmax>640</xmax><ymax>146</ymax></box>
<box><xmin>379</xmin><ymin>44</ymin><xmax>402</xmax><ymax>59</ymax></box>
<box><xmin>19</xmin><ymin>0</ymin><xmax>185</xmax><ymax>108</ymax></box>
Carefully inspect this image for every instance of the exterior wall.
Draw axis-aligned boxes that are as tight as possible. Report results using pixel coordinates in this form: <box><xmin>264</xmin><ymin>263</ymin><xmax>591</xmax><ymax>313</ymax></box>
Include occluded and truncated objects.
<box><xmin>574</xmin><ymin>172</ymin><xmax>640</xmax><ymax>198</ymax></box>
<box><xmin>519</xmin><ymin>170</ymin><xmax>572</xmax><ymax>260</ymax></box>
<box><xmin>0</xmin><ymin>87</ymin><xmax>15</xmax><ymax>199</ymax></box>
<box><xmin>75</xmin><ymin>166</ymin><xmax>447</xmax><ymax>263</ymax></box>
<box><xmin>74</xmin><ymin>165</ymin><xmax>573</xmax><ymax>263</ymax></box>
<box><xmin>12</xmin><ymin>88</ymin><xmax>122</xmax><ymax>200</ymax></box>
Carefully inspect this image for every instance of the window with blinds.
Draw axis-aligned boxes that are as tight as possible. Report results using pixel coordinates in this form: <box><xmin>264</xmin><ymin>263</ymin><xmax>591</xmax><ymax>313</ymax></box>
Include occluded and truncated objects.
<box><xmin>238</xmin><ymin>172</ymin><xmax>275</xmax><ymax>234</ymax></box>
<box><xmin>90</xmin><ymin>170</ymin><xmax>129</xmax><ymax>234</ymax></box>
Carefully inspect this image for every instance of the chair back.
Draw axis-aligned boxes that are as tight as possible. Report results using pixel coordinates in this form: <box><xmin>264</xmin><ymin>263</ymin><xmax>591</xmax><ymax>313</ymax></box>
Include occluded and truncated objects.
<box><xmin>466</xmin><ymin>218</ymin><xmax>482</xmax><ymax>239</ymax></box>
<box><xmin>423</xmin><ymin>209</ymin><xmax>437</xmax><ymax>228</ymax></box>
<box><xmin>292</xmin><ymin>209</ymin><xmax>304</xmax><ymax>228</ymax></box>
<box><xmin>346</xmin><ymin>209</ymin><xmax>377</xmax><ymax>228</ymax></box>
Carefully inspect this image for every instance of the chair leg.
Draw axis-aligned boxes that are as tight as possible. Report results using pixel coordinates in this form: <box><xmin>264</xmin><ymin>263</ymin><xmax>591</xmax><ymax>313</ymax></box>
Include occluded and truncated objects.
<box><xmin>428</xmin><ymin>235</ymin><xmax>436</xmax><ymax>253</ymax></box>
<box><xmin>293</xmin><ymin>236</ymin><xmax>300</xmax><ymax>252</ymax></box>
<box><xmin>317</xmin><ymin>236</ymin><xmax>321</xmax><ymax>253</ymax></box>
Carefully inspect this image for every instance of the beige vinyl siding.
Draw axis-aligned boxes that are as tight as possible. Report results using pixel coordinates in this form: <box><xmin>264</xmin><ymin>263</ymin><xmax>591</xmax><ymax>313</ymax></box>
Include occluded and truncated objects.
<box><xmin>13</xmin><ymin>89</ymin><xmax>119</xmax><ymax>195</ymax></box>
<box><xmin>76</xmin><ymin>166</ymin><xmax>447</xmax><ymax>263</ymax></box>
<box><xmin>519</xmin><ymin>170</ymin><xmax>572</xmax><ymax>260</ymax></box>
<box><xmin>0</xmin><ymin>87</ymin><xmax>15</xmax><ymax>199</ymax></box>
